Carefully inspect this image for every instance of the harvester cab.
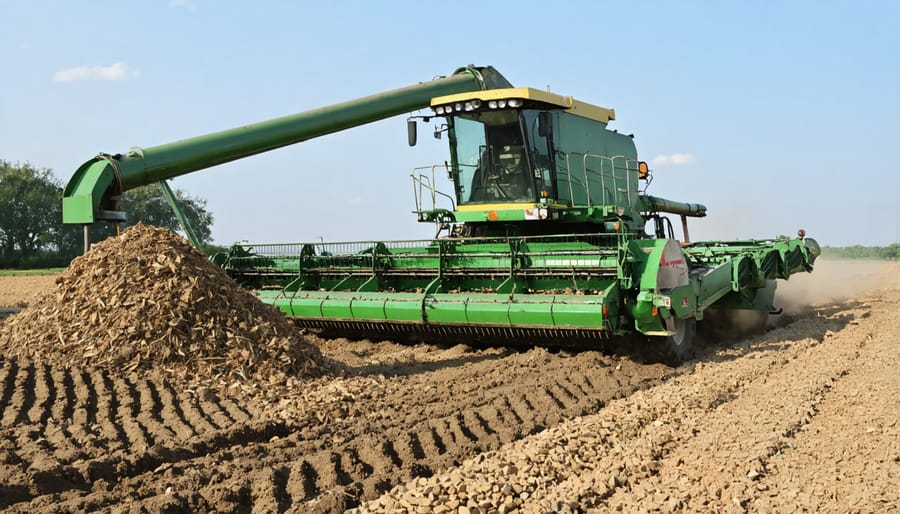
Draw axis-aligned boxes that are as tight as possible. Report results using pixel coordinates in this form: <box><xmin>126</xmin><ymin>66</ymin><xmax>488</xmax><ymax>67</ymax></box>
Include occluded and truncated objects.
<box><xmin>413</xmin><ymin>87</ymin><xmax>666</xmax><ymax>239</ymax></box>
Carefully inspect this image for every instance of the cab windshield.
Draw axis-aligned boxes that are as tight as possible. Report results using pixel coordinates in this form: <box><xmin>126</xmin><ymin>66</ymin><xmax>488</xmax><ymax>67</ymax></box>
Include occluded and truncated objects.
<box><xmin>451</xmin><ymin>110</ymin><xmax>553</xmax><ymax>204</ymax></box>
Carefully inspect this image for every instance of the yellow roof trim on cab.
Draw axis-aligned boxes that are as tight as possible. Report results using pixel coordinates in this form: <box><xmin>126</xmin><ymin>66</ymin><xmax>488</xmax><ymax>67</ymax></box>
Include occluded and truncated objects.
<box><xmin>456</xmin><ymin>202</ymin><xmax>569</xmax><ymax>211</ymax></box>
<box><xmin>431</xmin><ymin>87</ymin><xmax>615</xmax><ymax>124</ymax></box>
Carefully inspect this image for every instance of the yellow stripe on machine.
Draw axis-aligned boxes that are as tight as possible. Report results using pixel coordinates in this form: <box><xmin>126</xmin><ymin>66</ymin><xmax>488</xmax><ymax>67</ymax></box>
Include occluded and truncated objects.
<box><xmin>456</xmin><ymin>203</ymin><xmax>536</xmax><ymax>212</ymax></box>
<box><xmin>431</xmin><ymin>87</ymin><xmax>615</xmax><ymax>124</ymax></box>
<box><xmin>456</xmin><ymin>202</ymin><xmax>567</xmax><ymax>212</ymax></box>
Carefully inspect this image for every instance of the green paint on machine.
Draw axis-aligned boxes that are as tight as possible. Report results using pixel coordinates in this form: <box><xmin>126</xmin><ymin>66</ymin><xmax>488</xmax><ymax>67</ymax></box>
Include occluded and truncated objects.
<box><xmin>62</xmin><ymin>65</ymin><xmax>819</xmax><ymax>364</ymax></box>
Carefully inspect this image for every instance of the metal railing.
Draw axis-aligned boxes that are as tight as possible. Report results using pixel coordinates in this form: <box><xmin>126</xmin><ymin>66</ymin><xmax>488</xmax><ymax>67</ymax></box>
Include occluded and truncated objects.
<box><xmin>411</xmin><ymin>164</ymin><xmax>456</xmax><ymax>214</ymax></box>
<box><xmin>226</xmin><ymin>232</ymin><xmax>626</xmax><ymax>274</ymax></box>
<box><xmin>559</xmin><ymin>153</ymin><xmax>640</xmax><ymax>209</ymax></box>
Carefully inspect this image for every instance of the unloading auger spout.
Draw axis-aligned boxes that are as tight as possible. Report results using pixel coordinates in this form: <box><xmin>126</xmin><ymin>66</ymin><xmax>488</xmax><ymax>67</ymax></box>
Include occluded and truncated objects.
<box><xmin>62</xmin><ymin>66</ymin><xmax>511</xmax><ymax>232</ymax></box>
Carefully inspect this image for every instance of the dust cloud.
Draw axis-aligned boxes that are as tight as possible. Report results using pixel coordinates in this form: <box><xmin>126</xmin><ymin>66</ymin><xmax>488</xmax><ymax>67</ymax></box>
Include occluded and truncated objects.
<box><xmin>774</xmin><ymin>259</ymin><xmax>899</xmax><ymax>314</ymax></box>
<box><xmin>701</xmin><ymin>259</ymin><xmax>897</xmax><ymax>342</ymax></box>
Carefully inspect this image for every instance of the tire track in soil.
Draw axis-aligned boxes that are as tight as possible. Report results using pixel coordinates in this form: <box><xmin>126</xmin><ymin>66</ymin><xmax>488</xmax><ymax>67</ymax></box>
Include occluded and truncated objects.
<box><xmin>3</xmin><ymin>361</ymin><xmax>34</xmax><ymax>427</ymax></box>
<box><xmin>0</xmin><ymin>345</ymin><xmax>672</xmax><ymax>513</ymax></box>
<box><xmin>92</xmin><ymin>371</ymin><xmax>130</xmax><ymax>451</ymax></box>
<box><xmin>113</xmin><ymin>376</ymin><xmax>154</xmax><ymax>451</ymax></box>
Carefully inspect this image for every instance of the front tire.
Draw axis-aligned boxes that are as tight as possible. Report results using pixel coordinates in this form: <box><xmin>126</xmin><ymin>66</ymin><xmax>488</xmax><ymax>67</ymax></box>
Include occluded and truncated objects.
<box><xmin>653</xmin><ymin>317</ymin><xmax>696</xmax><ymax>365</ymax></box>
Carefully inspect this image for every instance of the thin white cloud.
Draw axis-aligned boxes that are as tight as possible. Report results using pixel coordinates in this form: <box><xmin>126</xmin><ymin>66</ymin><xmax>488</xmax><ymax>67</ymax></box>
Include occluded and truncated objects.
<box><xmin>652</xmin><ymin>153</ymin><xmax>696</xmax><ymax>166</ymax></box>
<box><xmin>348</xmin><ymin>196</ymin><xmax>366</xmax><ymax>205</ymax></box>
<box><xmin>53</xmin><ymin>62</ymin><xmax>138</xmax><ymax>83</ymax></box>
<box><xmin>168</xmin><ymin>0</ymin><xmax>198</xmax><ymax>10</ymax></box>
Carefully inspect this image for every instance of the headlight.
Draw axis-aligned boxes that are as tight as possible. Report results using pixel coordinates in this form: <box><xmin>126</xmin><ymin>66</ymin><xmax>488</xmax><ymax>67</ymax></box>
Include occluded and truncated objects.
<box><xmin>434</xmin><ymin>106</ymin><xmax>445</xmax><ymax>115</ymax></box>
<box><xmin>508</xmin><ymin>98</ymin><xmax>523</xmax><ymax>107</ymax></box>
<box><xmin>488</xmin><ymin>100</ymin><xmax>498</xmax><ymax>109</ymax></box>
<box><xmin>455</xmin><ymin>103</ymin><xmax>463</xmax><ymax>112</ymax></box>
<box><xmin>497</xmin><ymin>99</ymin><xmax>507</xmax><ymax>108</ymax></box>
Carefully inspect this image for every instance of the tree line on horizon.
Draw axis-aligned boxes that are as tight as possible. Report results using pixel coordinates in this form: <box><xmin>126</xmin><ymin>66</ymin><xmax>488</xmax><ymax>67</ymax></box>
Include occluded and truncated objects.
<box><xmin>0</xmin><ymin>159</ymin><xmax>216</xmax><ymax>269</ymax></box>
<box><xmin>820</xmin><ymin>244</ymin><xmax>900</xmax><ymax>261</ymax></box>
<box><xmin>2</xmin><ymin>159</ymin><xmax>897</xmax><ymax>270</ymax></box>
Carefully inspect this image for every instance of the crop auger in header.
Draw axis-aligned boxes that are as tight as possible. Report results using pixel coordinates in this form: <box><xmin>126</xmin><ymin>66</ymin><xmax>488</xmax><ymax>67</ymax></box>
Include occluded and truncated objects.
<box><xmin>62</xmin><ymin>65</ymin><xmax>819</xmax><ymax>364</ymax></box>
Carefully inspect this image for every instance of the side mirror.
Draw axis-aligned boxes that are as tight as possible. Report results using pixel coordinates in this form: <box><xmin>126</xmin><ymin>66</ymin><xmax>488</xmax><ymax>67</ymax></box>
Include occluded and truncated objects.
<box><xmin>638</xmin><ymin>161</ymin><xmax>650</xmax><ymax>180</ymax></box>
<box><xmin>538</xmin><ymin>112</ymin><xmax>552</xmax><ymax>137</ymax></box>
<box><xmin>407</xmin><ymin>119</ymin><xmax>417</xmax><ymax>146</ymax></box>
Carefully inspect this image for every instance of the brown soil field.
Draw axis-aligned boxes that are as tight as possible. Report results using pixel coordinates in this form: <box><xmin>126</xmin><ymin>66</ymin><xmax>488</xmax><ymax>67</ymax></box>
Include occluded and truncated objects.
<box><xmin>1</xmin><ymin>259</ymin><xmax>898</xmax><ymax>513</ymax></box>
<box><xmin>0</xmin><ymin>275</ymin><xmax>57</xmax><ymax>309</ymax></box>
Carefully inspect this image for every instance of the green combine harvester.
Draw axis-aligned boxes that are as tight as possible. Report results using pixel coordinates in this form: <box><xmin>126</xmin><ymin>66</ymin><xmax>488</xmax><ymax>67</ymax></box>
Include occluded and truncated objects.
<box><xmin>62</xmin><ymin>65</ymin><xmax>818</xmax><ymax>363</ymax></box>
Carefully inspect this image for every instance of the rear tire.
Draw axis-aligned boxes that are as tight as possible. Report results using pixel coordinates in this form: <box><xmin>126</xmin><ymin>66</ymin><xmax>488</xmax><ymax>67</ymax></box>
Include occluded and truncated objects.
<box><xmin>653</xmin><ymin>317</ymin><xmax>696</xmax><ymax>366</ymax></box>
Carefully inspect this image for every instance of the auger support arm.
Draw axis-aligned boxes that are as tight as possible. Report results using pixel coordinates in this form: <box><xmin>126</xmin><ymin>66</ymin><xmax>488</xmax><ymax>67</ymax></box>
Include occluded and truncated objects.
<box><xmin>642</xmin><ymin>195</ymin><xmax>707</xmax><ymax>217</ymax></box>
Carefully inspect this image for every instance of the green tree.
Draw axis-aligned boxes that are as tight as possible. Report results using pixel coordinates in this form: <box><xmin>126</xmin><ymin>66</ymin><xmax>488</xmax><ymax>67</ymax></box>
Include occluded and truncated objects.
<box><xmin>0</xmin><ymin>160</ymin><xmax>61</xmax><ymax>259</ymax></box>
<box><xmin>1</xmin><ymin>159</ymin><xmax>216</xmax><ymax>266</ymax></box>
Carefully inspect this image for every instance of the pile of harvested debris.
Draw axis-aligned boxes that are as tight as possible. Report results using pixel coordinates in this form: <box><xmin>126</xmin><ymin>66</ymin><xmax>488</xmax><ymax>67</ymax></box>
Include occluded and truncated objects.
<box><xmin>0</xmin><ymin>224</ymin><xmax>328</xmax><ymax>386</ymax></box>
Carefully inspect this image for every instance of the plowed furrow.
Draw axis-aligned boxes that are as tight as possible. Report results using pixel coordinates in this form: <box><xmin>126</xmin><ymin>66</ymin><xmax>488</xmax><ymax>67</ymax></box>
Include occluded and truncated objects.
<box><xmin>506</xmin><ymin>394</ymin><xmax>539</xmax><ymax>430</ymax></box>
<box><xmin>537</xmin><ymin>385</ymin><xmax>566</xmax><ymax>411</ymax></box>
<box><xmin>390</xmin><ymin>432</ymin><xmax>420</xmax><ymax>467</ymax></box>
<box><xmin>171</xmin><ymin>384</ymin><xmax>220</xmax><ymax>435</ymax></box>
<box><xmin>30</xmin><ymin>364</ymin><xmax>56</xmax><ymax>426</ymax></box>
<box><xmin>326</xmin><ymin>451</ymin><xmax>354</xmax><ymax>487</ymax></box>
<box><xmin>291</xmin><ymin>460</ymin><xmax>319</xmax><ymax>501</ymax></box>
<box><xmin>94</xmin><ymin>372</ymin><xmax>130</xmax><ymax>449</ymax></box>
<box><xmin>355</xmin><ymin>440</ymin><xmax>395</xmax><ymax>477</ymax></box>
<box><xmin>4</xmin><ymin>345</ymin><xmax>672</xmax><ymax>513</ymax></box>
<box><xmin>470</xmin><ymin>410</ymin><xmax>498</xmax><ymax>437</ymax></box>
<box><xmin>496</xmin><ymin>396</ymin><xmax>524</xmax><ymax>426</ymax></box>
<box><xmin>56</xmin><ymin>368</ymin><xmax>76</xmax><ymax>422</ymax></box>
<box><xmin>410</xmin><ymin>431</ymin><xmax>431</xmax><ymax>461</ymax></box>
<box><xmin>556</xmin><ymin>379</ymin><xmax>584</xmax><ymax>401</ymax></box>
<box><xmin>193</xmin><ymin>395</ymin><xmax>232</xmax><ymax>429</ymax></box>
<box><xmin>452</xmin><ymin>412</ymin><xmax>481</xmax><ymax>444</ymax></box>
<box><xmin>218</xmin><ymin>396</ymin><xmax>253</xmax><ymax>423</ymax></box>
<box><xmin>272</xmin><ymin>465</ymin><xmax>292</xmax><ymax>512</ymax></box>
<box><xmin>414</xmin><ymin>422</ymin><xmax>445</xmax><ymax>458</ymax></box>
<box><xmin>430</xmin><ymin>416</ymin><xmax>473</xmax><ymax>454</ymax></box>
<box><xmin>248</xmin><ymin>467</ymin><xmax>290</xmax><ymax>514</ymax></box>
<box><xmin>136</xmin><ymin>379</ymin><xmax>178</xmax><ymax>443</ymax></box>
<box><xmin>478</xmin><ymin>405</ymin><xmax>515</xmax><ymax>441</ymax></box>
<box><xmin>71</xmin><ymin>368</ymin><xmax>96</xmax><ymax>428</ymax></box>
<box><xmin>0</xmin><ymin>360</ymin><xmax>15</xmax><ymax>421</ymax></box>
<box><xmin>379</xmin><ymin>440</ymin><xmax>403</xmax><ymax>469</ymax></box>
<box><xmin>432</xmin><ymin>417</ymin><xmax>459</xmax><ymax>447</ymax></box>
<box><xmin>4</xmin><ymin>362</ymin><xmax>34</xmax><ymax>426</ymax></box>
<box><xmin>57</xmin><ymin>368</ymin><xmax>96</xmax><ymax>451</ymax></box>
<box><xmin>154</xmin><ymin>379</ymin><xmax>197</xmax><ymax>439</ymax></box>
<box><xmin>113</xmin><ymin>376</ymin><xmax>154</xmax><ymax>450</ymax></box>
<box><xmin>187</xmin><ymin>419</ymin><xmax>293</xmax><ymax>457</ymax></box>
<box><xmin>427</xmin><ymin>426</ymin><xmax>447</xmax><ymax>455</ymax></box>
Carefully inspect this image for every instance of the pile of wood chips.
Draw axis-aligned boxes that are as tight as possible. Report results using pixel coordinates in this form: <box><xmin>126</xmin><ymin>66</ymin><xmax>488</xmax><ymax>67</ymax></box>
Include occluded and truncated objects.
<box><xmin>0</xmin><ymin>224</ymin><xmax>328</xmax><ymax>386</ymax></box>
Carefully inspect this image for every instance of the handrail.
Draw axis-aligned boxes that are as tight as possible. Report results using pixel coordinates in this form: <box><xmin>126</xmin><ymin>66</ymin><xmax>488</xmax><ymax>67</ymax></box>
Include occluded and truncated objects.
<box><xmin>411</xmin><ymin>164</ymin><xmax>456</xmax><ymax>213</ymax></box>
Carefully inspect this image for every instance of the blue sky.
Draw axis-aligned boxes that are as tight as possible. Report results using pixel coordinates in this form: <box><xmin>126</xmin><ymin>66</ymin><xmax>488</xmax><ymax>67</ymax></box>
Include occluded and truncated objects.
<box><xmin>1</xmin><ymin>1</ymin><xmax>897</xmax><ymax>246</ymax></box>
